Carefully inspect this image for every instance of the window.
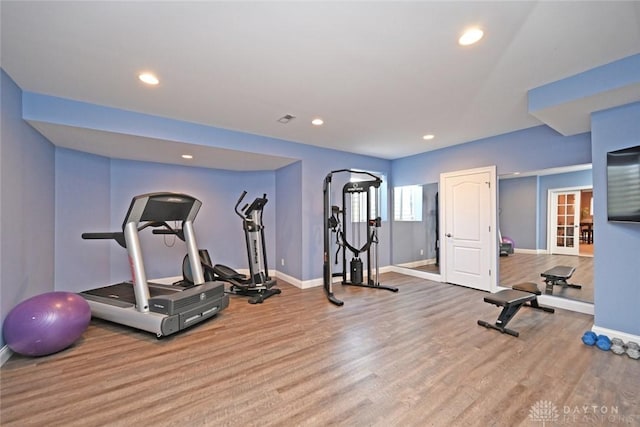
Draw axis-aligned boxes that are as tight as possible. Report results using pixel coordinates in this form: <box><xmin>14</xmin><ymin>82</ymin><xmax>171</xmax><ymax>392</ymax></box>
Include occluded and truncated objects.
<box><xmin>349</xmin><ymin>172</ymin><xmax>386</xmax><ymax>222</ymax></box>
<box><xmin>350</xmin><ymin>189</ymin><xmax>375</xmax><ymax>222</ymax></box>
<box><xmin>393</xmin><ymin>185</ymin><xmax>423</xmax><ymax>221</ymax></box>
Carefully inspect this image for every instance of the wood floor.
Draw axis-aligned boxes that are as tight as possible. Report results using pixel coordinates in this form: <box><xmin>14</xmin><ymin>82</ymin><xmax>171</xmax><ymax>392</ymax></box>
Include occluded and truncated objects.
<box><xmin>407</xmin><ymin>250</ymin><xmax>594</xmax><ymax>303</ymax></box>
<box><xmin>499</xmin><ymin>253</ymin><xmax>594</xmax><ymax>303</ymax></box>
<box><xmin>2</xmin><ymin>273</ymin><xmax>639</xmax><ymax>426</ymax></box>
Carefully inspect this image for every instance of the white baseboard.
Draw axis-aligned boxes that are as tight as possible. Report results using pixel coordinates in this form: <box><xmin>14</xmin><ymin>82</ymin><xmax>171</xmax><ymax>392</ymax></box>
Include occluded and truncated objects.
<box><xmin>159</xmin><ymin>264</ymin><xmax>404</xmax><ymax>290</ymax></box>
<box><xmin>514</xmin><ymin>248</ymin><xmax>547</xmax><ymax>255</ymax></box>
<box><xmin>277</xmin><ymin>266</ymin><xmax>395</xmax><ymax>290</ymax></box>
<box><xmin>273</xmin><ymin>270</ymin><xmax>307</xmax><ymax>289</ymax></box>
<box><xmin>389</xmin><ymin>265</ymin><xmax>442</xmax><ymax>282</ymax></box>
<box><xmin>1</xmin><ymin>345</ymin><xmax>13</xmax><ymax>367</ymax></box>
<box><xmin>591</xmin><ymin>325</ymin><xmax>640</xmax><ymax>345</ymax></box>
<box><xmin>154</xmin><ymin>269</ymin><xmax>252</xmax><ymax>285</ymax></box>
<box><xmin>537</xmin><ymin>295</ymin><xmax>594</xmax><ymax>315</ymax></box>
<box><xmin>395</xmin><ymin>258</ymin><xmax>437</xmax><ymax>269</ymax></box>
<box><xmin>156</xmin><ymin>270</ymin><xmax>309</xmax><ymax>290</ymax></box>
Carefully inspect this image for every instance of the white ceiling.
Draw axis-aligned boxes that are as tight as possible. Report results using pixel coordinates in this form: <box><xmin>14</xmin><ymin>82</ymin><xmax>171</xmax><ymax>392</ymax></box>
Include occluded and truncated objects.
<box><xmin>2</xmin><ymin>1</ymin><xmax>640</xmax><ymax>170</ymax></box>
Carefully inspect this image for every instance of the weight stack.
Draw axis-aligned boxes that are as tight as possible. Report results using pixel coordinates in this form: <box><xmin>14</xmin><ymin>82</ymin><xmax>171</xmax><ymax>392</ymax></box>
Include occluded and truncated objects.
<box><xmin>350</xmin><ymin>258</ymin><xmax>363</xmax><ymax>284</ymax></box>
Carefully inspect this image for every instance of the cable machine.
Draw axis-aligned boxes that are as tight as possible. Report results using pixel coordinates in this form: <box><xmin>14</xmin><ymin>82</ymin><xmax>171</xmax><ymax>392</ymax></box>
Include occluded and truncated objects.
<box><xmin>323</xmin><ymin>169</ymin><xmax>398</xmax><ymax>306</ymax></box>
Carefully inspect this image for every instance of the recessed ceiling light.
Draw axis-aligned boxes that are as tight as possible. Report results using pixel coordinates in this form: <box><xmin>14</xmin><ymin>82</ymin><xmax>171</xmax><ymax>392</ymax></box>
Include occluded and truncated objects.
<box><xmin>458</xmin><ymin>28</ymin><xmax>484</xmax><ymax>46</ymax></box>
<box><xmin>312</xmin><ymin>118</ymin><xmax>324</xmax><ymax>126</ymax></box>
<box><xmin>139</xmin><ymin>72</ymin><xmax>159</xmax><ymax>85</ymax></box>
<box><xmin>181</xmin><ymin>154</ymin><xmax>193</xmax><ymax>159</ymax></box>
<box><xmin>422</xmin><ymin>134</ymin><xmax>435</xmax><ymax>140</ymax></box>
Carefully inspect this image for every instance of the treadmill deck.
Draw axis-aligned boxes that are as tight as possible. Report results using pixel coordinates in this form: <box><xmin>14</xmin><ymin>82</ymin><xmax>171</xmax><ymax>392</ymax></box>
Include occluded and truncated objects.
<box><xmin>81</xmin><ymin>282</ymin><xmax>176</xmax><ymax>306</ymax></box>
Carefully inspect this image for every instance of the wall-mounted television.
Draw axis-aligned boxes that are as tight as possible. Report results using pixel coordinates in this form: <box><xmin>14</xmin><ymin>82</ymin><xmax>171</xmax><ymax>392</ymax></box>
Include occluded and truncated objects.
<box><xmin>607</xmin><ymin>145</ymin><xmax>640</xmax><ymax>222</ymax></box>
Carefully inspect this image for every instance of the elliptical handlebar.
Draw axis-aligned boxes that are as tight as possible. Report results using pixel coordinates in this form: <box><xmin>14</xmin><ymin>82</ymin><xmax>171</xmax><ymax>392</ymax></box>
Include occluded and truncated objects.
<box><xmin>234</xmin><ymin>191</ymin><xmax>248</xmax><ymax>218</ymax></box>
<box><xmin>234</xmin><ymin>191</ymin><xmax>269</xmax><ymax>219</ymax></box>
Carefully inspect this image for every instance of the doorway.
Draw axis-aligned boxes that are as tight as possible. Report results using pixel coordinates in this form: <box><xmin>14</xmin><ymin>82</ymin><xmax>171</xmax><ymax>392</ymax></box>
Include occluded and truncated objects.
<box><xmin>578</xmin><ymin>189</ymin><xmax>594</xmax><ymax>257</ymax></box>
<box><xmin>497</xmin><ymin>167</ymin><xmax>594</xmax><ymax>306</ymax></box>
<box><xmin>548</xmin><ymin>189</ymin><xmax>581</xmax><ymax>256</ymax></box>
<box><xmin>440</xmin><ymin>166</ymin><xmax>497</xmax><ymax>292</ymax></box>
<box><xmin>547</xmin><ymin>186</ymin><xmax>593</xmax><ymax>257</ymax></box>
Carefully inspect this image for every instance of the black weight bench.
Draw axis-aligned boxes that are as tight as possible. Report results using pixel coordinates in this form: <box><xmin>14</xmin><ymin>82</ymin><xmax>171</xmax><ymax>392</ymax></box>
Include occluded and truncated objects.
<box><xmin>477</xmin><ymin>290</ymin><xmax>535</xmax><ymax>337</ymax></box>
<box><xmin>541</xmin><ymin>266</ymin><xmax>581</xmax><ymax>295</ymax></box>
<box><xmin>477</xmin><ymin>283</ymin><xmax>554</xmax><ymax>337</ymax></box>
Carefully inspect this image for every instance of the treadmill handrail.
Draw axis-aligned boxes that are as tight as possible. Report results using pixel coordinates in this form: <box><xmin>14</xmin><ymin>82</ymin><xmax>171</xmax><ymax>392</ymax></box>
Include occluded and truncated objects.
<box><xmin>82</xmin><ymin>232</ymin><xmax>127</xmax><ymax>248</ymax></box>
<box><xmin>82</xmin><ymin>221</ymin><xmax>178</xmax><ymax>248</ymax></box>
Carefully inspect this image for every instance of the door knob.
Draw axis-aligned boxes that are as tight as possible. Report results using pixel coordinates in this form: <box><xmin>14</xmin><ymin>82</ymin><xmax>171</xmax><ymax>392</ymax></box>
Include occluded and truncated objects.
<box><xmin>446</xmin><ymin>233</ymin><xmax>452</xmax><ymax>237</ymax></box>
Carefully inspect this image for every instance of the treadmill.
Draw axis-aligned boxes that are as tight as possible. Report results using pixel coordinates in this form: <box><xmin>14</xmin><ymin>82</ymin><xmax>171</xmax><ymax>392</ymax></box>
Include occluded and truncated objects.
<box><xmin>80</xmin><ymin>192</ymin><xmax>229</xmax><ymax>337</ymax></box>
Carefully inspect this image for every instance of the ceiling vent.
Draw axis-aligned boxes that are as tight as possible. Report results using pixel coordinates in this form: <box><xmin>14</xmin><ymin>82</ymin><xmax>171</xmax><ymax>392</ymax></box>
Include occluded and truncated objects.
<box><xmin>277</xmin><ymin>114</ymin><xmax>296</xmax><ymax>124</ymax></box>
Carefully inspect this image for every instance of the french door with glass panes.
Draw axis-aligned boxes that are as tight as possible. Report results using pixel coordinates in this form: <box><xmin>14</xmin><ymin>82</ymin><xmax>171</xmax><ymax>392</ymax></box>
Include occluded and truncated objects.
<box><xmin>549</xmin><ymin>190</ymin><xmax>580</xmax><ymax>256</ymax></box>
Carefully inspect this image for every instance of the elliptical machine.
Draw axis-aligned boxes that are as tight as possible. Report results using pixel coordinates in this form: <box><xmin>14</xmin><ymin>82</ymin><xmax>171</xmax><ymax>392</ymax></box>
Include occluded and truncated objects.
<box><xmin>182</xmin><ymin>191</ymin><xmax>281</xmax><ymax>304</ymax></box>
<box><xmin>323</xmin><ymin>169</ymin><xmax>398</xmax><ymax>306</ymax></box>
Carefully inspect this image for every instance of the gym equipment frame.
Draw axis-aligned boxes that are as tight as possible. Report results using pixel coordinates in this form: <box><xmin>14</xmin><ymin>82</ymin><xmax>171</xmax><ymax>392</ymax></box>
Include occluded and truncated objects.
<box><xmin>182</xmin><ymin>191</ymin><xmax>281</xmax><ymax>304</ymax></box>
<box><xmin>478</xmin><ymin>282</ymin><xmax>554</xmax><ymax>337</ymax></box>
<box><xmin>541</xmin><ymin>265</ymin><xmax>581</xmax><ymax>295</ymax></box>
<box><xmin>322</xmin><ymin>169</ymin><xmax>398</xmax><ymax>306</ymax></box>
<box><xmin>80</xmin><ymin>192</ymin><xmax>229</xmax><ymax>337</ymax></box>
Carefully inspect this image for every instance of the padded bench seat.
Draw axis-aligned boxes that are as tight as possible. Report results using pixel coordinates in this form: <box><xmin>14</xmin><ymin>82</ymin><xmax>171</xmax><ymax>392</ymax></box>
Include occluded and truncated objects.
<box><xmin>512</xmin><ymin>282</ymin><xmax>555</xmax><ymax>313</ymax></box>
<box><xmin>483</xmin><ymin>289</ymin><xmax>535</xmax><ymax>307</ymax></box>
<box><xmin>512</xmin><ymin>282</ymin><xmax>540</xmax><ymax>294</ymax></box>
<box><xmin>541</xmin><ymin>265</ymin><xmax>581</xmax><ymax>294</ymax></box>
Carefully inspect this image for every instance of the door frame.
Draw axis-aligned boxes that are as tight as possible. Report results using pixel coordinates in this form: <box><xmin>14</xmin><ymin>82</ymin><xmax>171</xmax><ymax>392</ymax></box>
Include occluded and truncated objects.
<box><xmin>546</xmin><ymin>185</ymin><xmax>592</xmax><ymax>255</ymax></box>
<box><xmin>439</xmin><ymin>165</ymin><xmax>498</xmax><ymax>293</ymax></box>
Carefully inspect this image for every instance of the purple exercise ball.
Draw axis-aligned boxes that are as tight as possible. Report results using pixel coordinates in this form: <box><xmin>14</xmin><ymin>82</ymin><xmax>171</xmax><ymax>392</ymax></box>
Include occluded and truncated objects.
<box><xmin>3</xmin><ymin>292</ymin><xmax>91</xmax><ymax>357</ymax></box>
<box><xmin>502</xmin><ymin>236</ymin><xmax>515</xmax><ymax>246</ymax></box>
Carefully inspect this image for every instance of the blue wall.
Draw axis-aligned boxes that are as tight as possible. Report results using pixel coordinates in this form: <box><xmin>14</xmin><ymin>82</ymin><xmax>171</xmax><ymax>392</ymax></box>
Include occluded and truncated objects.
<box><xmin>22</xmin><ymin>92</ymin><xmax>392</xmax><ymax>283</ymax></box>
<box><xmin>591</xmin><ymin>102</ymin><xmax>640</xmax><ymax>336</ymax></box>
<box><xmin>392</xmin><ymin>125</ymin><xmax>591</xmax><ymax>186</ymax></box>
<box><xmin>109</xmin><ymin>160</ymin><xmax>277</xmax><ymax>283</ymax></box>
<box><xmin>2</xmin><ymin>53</ymin><xmax>639</xmax><ymax>348</ymax></box>
<box><xmin>392</xmin><ymin>183</ymin><xmax>438</xmax><ymax>265</ymax></box>
<box><xmin>529</xmin><ymin>54</ymin><xmax>640</xmax><ymax>113</ymax></box>
<box><xmin>296</xmin><ymin>152</ymin><xmax>391</xmax><ymax>280</ymax></box>
<box><xmin>54</xmin><ymin>148</ymin><xmax>277</xmax><ymax>291</ymax></box>
<box><xmin>498</xmin><ymin>169</ymin><xmax>593</xmax><ymax>252</ymax></box>
<box><xmin>537</xmin><ymin>169</ymin><xmax>592</xmax><ymax>249</ymax></box>
<box><xmin>499</xmin><ymin>176</ymin><xmax>538</xmax><ymax>250</ymax></box>
<box><xmin>275</xmin><ymin>161</ymin><xmax>303</xmax><ymax>279</ymax></box>
<box><xmin>392</xmin><ymin>127</ymin><xmax>592</xmax><ymax>255</ymax></box>
<box><xmin>55</xmin><ymin>148</ymin><xmax>111</xmax><ymax>289</ymax></box>
<box><xmin>1</xmin><ymin>69</ymin><xmax>55</xmax><ymax>349</ymax></box>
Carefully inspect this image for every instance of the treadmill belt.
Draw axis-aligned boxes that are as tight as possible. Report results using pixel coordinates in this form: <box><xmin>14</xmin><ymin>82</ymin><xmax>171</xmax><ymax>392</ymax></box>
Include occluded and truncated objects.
<box><xmin>82</xmin><ymin>282</ymin><xmax>176</xmax><ymax>304</ymax></box>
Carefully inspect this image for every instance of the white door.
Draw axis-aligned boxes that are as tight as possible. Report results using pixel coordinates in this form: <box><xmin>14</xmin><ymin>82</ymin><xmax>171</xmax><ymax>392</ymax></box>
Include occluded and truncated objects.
<box><xmin>440</xmin><ymin>166</ymin><xmax>497</xmax><ymax>292</ymax></box>
<box><xmin>549</xmin><ymin>190</ymin><xmax>581</xmax><ymax>256</ymax></box>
